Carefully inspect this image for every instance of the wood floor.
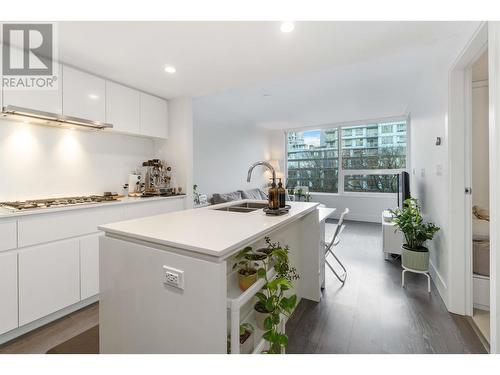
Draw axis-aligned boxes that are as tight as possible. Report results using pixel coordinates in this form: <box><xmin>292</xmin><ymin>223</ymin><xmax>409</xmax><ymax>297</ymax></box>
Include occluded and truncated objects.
<box><xmin>0</xmin><ymin>303</ymin><xmax>98</xmax><ymax>354</ymax></box>
<box><xmin>0</xmin><ymin>220</ymin><xmax>486</xmax><ymax>354</ymax></box>
<box><xmin>286</xmin><ymin>220</ymin><xmax>487</xmax><ymax>354</ymax></box>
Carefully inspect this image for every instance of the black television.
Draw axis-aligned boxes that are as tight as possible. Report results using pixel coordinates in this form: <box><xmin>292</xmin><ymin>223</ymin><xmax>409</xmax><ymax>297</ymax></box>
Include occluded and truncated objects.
<box><xmin>397</xmin><ymin>171</ymin><xmax>410</xmax><ymax>208</ymax></box>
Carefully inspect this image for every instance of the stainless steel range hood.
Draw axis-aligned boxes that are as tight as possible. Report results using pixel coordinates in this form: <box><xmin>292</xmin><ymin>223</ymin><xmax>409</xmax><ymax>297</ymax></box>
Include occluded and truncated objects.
<box><xmin>1</xmin><ymin>105</ymin><xmax>113</xmax><ymax>130</ymax></box>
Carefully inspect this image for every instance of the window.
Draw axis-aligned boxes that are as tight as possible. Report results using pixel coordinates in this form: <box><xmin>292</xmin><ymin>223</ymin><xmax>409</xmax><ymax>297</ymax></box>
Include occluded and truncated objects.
<box><xmin>286</xmin><ymin>129</ymin><xmax>339</xmax><ymax>193</ymax></box>
<box><xmin>286</xmin><ymin>119</ymin><xmax>408</xmax><ymax>193</ymax></box>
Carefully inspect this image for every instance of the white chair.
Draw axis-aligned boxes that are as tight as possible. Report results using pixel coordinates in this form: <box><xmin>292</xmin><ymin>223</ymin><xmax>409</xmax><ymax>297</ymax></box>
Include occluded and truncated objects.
<box><xmin>324</xmin><ymin>208</ymin><xmax>350</xmax><ymax>284</ymax></box>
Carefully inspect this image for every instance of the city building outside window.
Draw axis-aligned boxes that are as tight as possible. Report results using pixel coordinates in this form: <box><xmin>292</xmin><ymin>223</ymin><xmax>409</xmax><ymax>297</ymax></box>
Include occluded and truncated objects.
<box><xmin>286</xmin><ymin>118</ymin><xmax>408</xmax><ymax>194</ymax></box>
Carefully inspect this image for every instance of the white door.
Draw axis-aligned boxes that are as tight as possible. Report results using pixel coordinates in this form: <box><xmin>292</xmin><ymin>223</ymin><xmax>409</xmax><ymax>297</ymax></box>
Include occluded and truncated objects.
<box><xmin>2</xmin><ymin>64</ymin><xmax>63</xmax><ymax>115</ymax></box>
<box><xmin>18</xmin><ymin>239</ymin><xmax>80</xmax><ymax>326</ymax></box>
<box><xmin>62</xmin><ymin>66</ymin><xmax>106</xmax><ymax>123</ymax></box>
<box><xmin>0</xmin><ymin>252</ymin><xmax>18</xmax><ymax>335</ymax></box>
<box><xmin>106</xmin><ymin>81</ymin><xmax>140</xmax><ymax>134</ymax></box>
<box><xmin>80</xmin><ymin>233</ymin><xmax>100</xmax><ymax>300</ymax></box>
<box><xmin>140</xmin><ymin>93</ymin><xmax>168</xmax><ymax>138</ymax></box>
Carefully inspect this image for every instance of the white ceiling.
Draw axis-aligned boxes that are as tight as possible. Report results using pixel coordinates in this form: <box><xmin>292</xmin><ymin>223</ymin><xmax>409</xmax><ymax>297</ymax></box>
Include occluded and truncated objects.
<box><xmin>58</xmin><ymin>21</ymin><xmax>480</xmax><ymax>130</ymax></box>
<box><xmin>59</xmin><ymin>21</ymin><xmax>477</xmax><ymax>99</ymax></box>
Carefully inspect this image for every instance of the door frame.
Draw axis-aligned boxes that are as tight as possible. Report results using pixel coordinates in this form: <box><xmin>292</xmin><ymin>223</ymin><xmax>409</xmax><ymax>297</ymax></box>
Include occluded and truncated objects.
<box><xmin>448</xmin><ymin>22</ymin><xmax>488</xmax><ymax>318</ymax></box>
<box><xmin>448</xmin><ymin>21</ymin><xmax>500</xmax><ymax>353</ymax></box>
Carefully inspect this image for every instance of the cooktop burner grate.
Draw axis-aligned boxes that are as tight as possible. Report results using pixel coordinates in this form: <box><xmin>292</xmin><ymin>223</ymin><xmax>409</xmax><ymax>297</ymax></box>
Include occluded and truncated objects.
<box><xmin>0</xmin><ymin>195</ymin><xmax>119</xmax><ymax>211</ymax></box>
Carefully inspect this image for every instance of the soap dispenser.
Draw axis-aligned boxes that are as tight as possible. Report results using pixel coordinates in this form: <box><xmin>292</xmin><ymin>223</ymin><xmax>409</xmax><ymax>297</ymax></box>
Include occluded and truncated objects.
<box><xmin>277</xmin><ymin>178</ymin><xmax>286</xmax><ymax>208</ymax></box>
<box><xmin>268</xmin><ymin>179</ymin><xmax>279</xmax><ymax>210</ymax></box>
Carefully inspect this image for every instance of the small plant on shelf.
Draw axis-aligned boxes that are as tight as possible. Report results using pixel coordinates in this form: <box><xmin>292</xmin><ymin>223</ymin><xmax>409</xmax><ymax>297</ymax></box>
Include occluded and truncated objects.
<box><xmin>239</xmin><ymin>323</ymin><xmax>255</xmax><ymax>354</ymax></box>
<box><xmin>233</xmin><ymin>246</ymin><xmax>267</xmax><ymax>291</ymax></box>
<box><xmin>228</xmin><ymin>323</ymin><xmax>255</xmax><ymax>354</ymax></box>
<box><xmin>254</xmin><ymin>236</ymin><xmax>299</xmax><ymax>354</ymax></box>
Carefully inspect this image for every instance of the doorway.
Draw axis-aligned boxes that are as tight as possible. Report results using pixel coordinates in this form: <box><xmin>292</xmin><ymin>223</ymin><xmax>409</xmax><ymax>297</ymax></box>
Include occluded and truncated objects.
<box><xmin>468</xmin><ymin>50</ymin><xmax>490</xmax><ymax>346</ymax></box>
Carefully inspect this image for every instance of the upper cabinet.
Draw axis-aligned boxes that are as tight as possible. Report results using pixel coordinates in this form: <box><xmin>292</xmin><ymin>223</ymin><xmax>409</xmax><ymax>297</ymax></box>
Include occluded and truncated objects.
<box><xmin>62</xmin><ymin>66</ymin><xmax>106</xmax><ymax>123</ymax></box>
<box><xmin>1</xmin><ymin>63</ymin><xmax>168</xmax><ymax>139</ymax></box>
<box><xmin>106</xmin><ymin>81</ymin><xmax>140</xmax><ymax>134</ymax></box>
<box><xmin>140</xmin><ymin>93</ymin><xmax>168</xmax><ymax>139</ymax></box>
<box><xmin>2</xmin><ymin>64</ymin><xmax>63</xmax><ymax>114</ymax></box>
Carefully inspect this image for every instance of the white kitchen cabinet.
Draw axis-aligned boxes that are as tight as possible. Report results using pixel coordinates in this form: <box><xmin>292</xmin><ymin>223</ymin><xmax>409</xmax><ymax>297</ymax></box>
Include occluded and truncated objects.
<box><xmin>18</xmin><ymin>206</ymin><xmax>123</xmax><ymax>248</ymax></box>
<box><xmin>0</xmin><ymin>252</ymin><xmax>18</xmax><ymax>335</ymax></box>
<box><xmin>63</xmin><ymin>66</ymin><xmax>106</xmax><ymax>123</ymax></box>
<box><xmin>140</xmin><ymin>93</ymin><xmax>168</xmax><ymax>138</ymax></box>
<box><xmin>2</xmin><ymin>64</ymin><xmax>63</xmax><ymax>114</ymax></box>
<box><xmin>106</xmin><ymin>81</ymin><xmax>140</xmax><ymax>134</ymax></box>
<box><xmin>80</xmin><ymin>233</ymin><xmax>101</xmax><ymax>300</ymax></box>
<box><xmin>18</xmin><ymin>239</ymin><xmax>80</xmax><ymax>326</ymax></box>
<box><xmin>0</xmin><ymin>221</ymin><xmax>17</xmax><ymax>252</ymax></box>
<box><xmin>123</xmin><ymin>198</ymin><xmax>185</xmax><ymax>220</ymax></box>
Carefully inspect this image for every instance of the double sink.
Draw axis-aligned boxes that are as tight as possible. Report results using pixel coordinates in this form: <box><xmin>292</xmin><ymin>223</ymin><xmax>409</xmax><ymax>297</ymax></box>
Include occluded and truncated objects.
<box><xmin>213</xmin><ymin>202</ymin><xmax>268</xmax><ymax>213</ymax></box>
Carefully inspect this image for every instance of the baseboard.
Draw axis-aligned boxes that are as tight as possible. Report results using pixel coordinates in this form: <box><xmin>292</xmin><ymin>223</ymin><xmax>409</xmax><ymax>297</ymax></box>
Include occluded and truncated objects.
<box><xmin>329</xmin><ymin>212</ymin><xmax>381</xmax><ymax>223</ymax></box>
<box><xmin>0</xmin><ymin>295</ymin><xmax>99</xmax><ymax>345</ymax></box>
<box><xmin>429</xmin><ymin>261</ymin><xmax>449</xmax><ymax>309</ymax></box>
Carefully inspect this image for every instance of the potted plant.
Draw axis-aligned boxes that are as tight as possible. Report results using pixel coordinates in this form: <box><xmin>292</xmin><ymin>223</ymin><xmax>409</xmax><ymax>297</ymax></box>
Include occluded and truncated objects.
<box><xmin>254</xmin><ymin>237</ymin><xmax>300</xmax><ymax>331</ymax></box>
<box><xmin>253</xmin><ymin>237</ymin><xmax>299</xmax><ymax>353</ymax></box>
<box><xmin>239</xmin><ymin>323</ymin><xmax>255</xmax><ymax>354</ymax></box>
<box><xmin>390</xmin><ymin>198</ymin><xmax>440</xmax><ymax>271</ymax></box>
<box><xmin>233</xmin><ymin>246</ymin><xmax>267</xmax><ymax>291</ymax></box>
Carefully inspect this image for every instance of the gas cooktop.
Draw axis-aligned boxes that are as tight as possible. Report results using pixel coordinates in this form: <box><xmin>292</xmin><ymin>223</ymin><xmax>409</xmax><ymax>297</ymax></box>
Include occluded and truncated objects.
<box><xmin>0</xmin><ymin>194</ymin><xmax>120</xmax><ymax>211</ymax></box>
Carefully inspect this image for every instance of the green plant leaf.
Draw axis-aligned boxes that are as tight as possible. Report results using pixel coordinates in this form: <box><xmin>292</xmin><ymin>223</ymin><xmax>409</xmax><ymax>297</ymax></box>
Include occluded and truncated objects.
<box><xmin>257</xmin><ymin>268</ymin><xmax>266</xmax><ymax>278</ymax></box>
<box><xmin>264</xmin><ymin>316</ymin><xmax>273</xmax><ymax>330</ymax></box>
<box><xmin>277</xmin><ymin>334</ymin><xmax>288</xmax><ymax>347</ymax></box>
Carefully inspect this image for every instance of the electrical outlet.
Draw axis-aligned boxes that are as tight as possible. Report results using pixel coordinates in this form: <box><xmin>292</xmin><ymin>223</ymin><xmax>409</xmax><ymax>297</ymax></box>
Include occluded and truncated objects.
<box><xmin>163</xmin><ymin>266</ymin><xmax>184</xmax><ymax>290</ymax></box>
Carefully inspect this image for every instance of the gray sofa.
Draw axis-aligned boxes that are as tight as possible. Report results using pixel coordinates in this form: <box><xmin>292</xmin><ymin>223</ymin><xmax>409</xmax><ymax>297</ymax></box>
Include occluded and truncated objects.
<box><xmin>210</xmin><ymin>188</ymin><xmax>268</xmax><ymax>205</ymax></box>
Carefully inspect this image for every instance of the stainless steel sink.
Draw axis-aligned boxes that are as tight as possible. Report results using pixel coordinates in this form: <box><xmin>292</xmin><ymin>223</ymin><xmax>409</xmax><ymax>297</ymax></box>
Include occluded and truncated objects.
<box><xmin>213</xmin><ymin>202</ymin><xmax>268</xmax><ymax>213</ymax></box>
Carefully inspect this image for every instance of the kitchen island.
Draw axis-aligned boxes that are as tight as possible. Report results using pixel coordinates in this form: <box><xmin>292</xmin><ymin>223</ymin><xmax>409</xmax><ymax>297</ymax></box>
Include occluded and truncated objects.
<box><xmin>98</xmin><ymin>199</ymin><xmax>322</xmax><ymax>354</ymax></box>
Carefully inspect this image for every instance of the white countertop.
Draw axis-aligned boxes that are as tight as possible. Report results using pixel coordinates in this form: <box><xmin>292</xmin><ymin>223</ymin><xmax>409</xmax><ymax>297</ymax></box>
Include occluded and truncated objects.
<box><xmin>318</xmin><ymin>207</ymin><xmax>336</xmax><ymax>222</ymax></box>
<box><xmin>0</xmin><ymin>195</ymin><xmax>186</xmax><ymax>219</ymax></box>
<box><xmin>99</xmin><ymin>199</ymin><xmax>319</xmax><ymax>258</ymax></box>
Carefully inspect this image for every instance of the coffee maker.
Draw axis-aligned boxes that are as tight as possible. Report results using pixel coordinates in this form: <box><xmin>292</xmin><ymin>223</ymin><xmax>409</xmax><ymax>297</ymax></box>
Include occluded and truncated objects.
<box><xmin>142</xmin><ymin>159</ymin><xmax>172</xmax><ymax>196</ymax></box>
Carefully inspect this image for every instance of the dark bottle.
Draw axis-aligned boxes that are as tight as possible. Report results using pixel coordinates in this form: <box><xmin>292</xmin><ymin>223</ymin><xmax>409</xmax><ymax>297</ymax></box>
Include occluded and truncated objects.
<box><xmin>277</xmin><ymin>178</ymin><xmax>286</xmax><ymax>208</ymax></box>
<box><xmin>268</xmin><ymin>179</ymin><xmax>279</xmax><ymax>210</ymax></box>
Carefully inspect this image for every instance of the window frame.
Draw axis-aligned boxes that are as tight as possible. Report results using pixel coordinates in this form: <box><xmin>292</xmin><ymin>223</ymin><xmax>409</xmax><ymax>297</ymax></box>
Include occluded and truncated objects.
<box><xmin>283</xmin><ymin>115</ymin><xmax>411</xmax><ymax>197</ymax></box>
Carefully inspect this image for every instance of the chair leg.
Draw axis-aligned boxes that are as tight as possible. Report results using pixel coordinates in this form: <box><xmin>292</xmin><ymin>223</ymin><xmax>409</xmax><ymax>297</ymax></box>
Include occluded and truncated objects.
<box><xmin>402</xmin><ymin>269</ymin><xmax>406</xmax><ymax>288</ymax></box>
<box><xmin>426</xmin><ymin>272</ymin><xmax>431</xmax><ymax>293</ymax></box>
<box><xmin>325</xmin><ymin>253</ymin><xmax>347</xmax><ymax>284</ymax></box>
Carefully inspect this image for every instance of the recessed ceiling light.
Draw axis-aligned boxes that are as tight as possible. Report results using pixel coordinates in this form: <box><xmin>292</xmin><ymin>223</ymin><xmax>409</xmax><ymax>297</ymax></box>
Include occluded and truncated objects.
<box><xmin>164</xmin><ymin>65</ymin><xmax>176</xmax><ymax>74</ymax></box>
<box><xmin>88</xmin><ymin>94</ymin><xmax>99</xmax><ymax>100</ymax></box>
<box><xmin>280</xmin><ymin>22</ymin><xmax>295</xmax><ymax>33</ymax></box>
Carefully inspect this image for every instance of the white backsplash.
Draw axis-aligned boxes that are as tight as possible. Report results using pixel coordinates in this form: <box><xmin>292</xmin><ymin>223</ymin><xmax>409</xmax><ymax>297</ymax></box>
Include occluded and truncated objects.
<box><xmin>0</xmin><ymin>118</ymin><xmax>157</xmax><ymax>201</ymax></box>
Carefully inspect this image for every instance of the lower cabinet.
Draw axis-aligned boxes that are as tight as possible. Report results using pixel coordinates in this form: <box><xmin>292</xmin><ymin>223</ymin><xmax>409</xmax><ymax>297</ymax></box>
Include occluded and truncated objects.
<box><xmin>1</xmin><ymin>197</ymin><xmax>185</xmax><ymax>335</ymax></box>
<box><xmin>18</xmin><ymin>239</ymin><xmax>80</xmax><ymax>326</ymax></box>
<box><xmin>80</xmin><ymin>233</ymin><xmax>101</xmax><ymax>300</ymax></box>
<box><xmin>0</xmin><ymin>252</ymin><xmax>18</xmax><ymax>335</ymax></box>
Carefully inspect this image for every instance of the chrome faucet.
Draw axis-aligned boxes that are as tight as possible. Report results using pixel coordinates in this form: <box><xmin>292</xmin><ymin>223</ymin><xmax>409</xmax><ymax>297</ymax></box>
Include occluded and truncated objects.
<box><xmin>247</xmin><ymin>161</ymin><xmax>276</xmax><ymax>183</ymax></box>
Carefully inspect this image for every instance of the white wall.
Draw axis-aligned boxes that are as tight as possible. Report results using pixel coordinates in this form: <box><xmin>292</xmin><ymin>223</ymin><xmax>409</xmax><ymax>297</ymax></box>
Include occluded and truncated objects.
<box><xmin>156</xmin><ymin>97</ymin><xmax>194</xmax><ymax>208</ymax></box>
<box><xmin>0</xmin><ymin>118</ymin><xmax>155</xmax><ymax>200</ymax></box>
<box><xmin>193</xmin><ymin>121</ymin><xmax>271</xmax><ymax>197</ymax></box>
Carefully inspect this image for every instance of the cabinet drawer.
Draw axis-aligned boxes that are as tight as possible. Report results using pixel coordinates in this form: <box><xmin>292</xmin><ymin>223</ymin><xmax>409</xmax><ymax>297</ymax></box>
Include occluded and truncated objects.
<box><xmin>18</xmin><ymin>239</ymin><xmax>80</xmax><ymax>326</ymax></box>
<box><xmin>123</xmin><ymin>199</ymin><xmax>184</xmax><ymax>220</ymax></box>
<box><xmin>0</xmin><ymin>221</ymin><xmax>17</xmax><ymax>252</ymax></box>
<box><xmin>0</xmin><ymin>252</ymin><xmax>18</xmax><ymax>334</ymax></box>
<box><xmin>18</xmin><ymin>206</ymin><xmax>123</xmax><ymax>248</ymax></box>
<box><xmin>80</xmin><ymin>233</ymin><xmax>101</xmax><ymax>300</ymax></box>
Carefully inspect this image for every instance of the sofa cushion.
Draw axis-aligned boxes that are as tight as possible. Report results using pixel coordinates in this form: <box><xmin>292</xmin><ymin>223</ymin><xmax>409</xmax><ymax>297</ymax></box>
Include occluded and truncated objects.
<box><xmin>212</xmin><ymin>191</ymin><xmax>242</xmax><ymax>204</ymax></box>
<box><xmin>240</xmin><ymin>188</ymin><xmax>267</xmax><ymax>200</ymax></box>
